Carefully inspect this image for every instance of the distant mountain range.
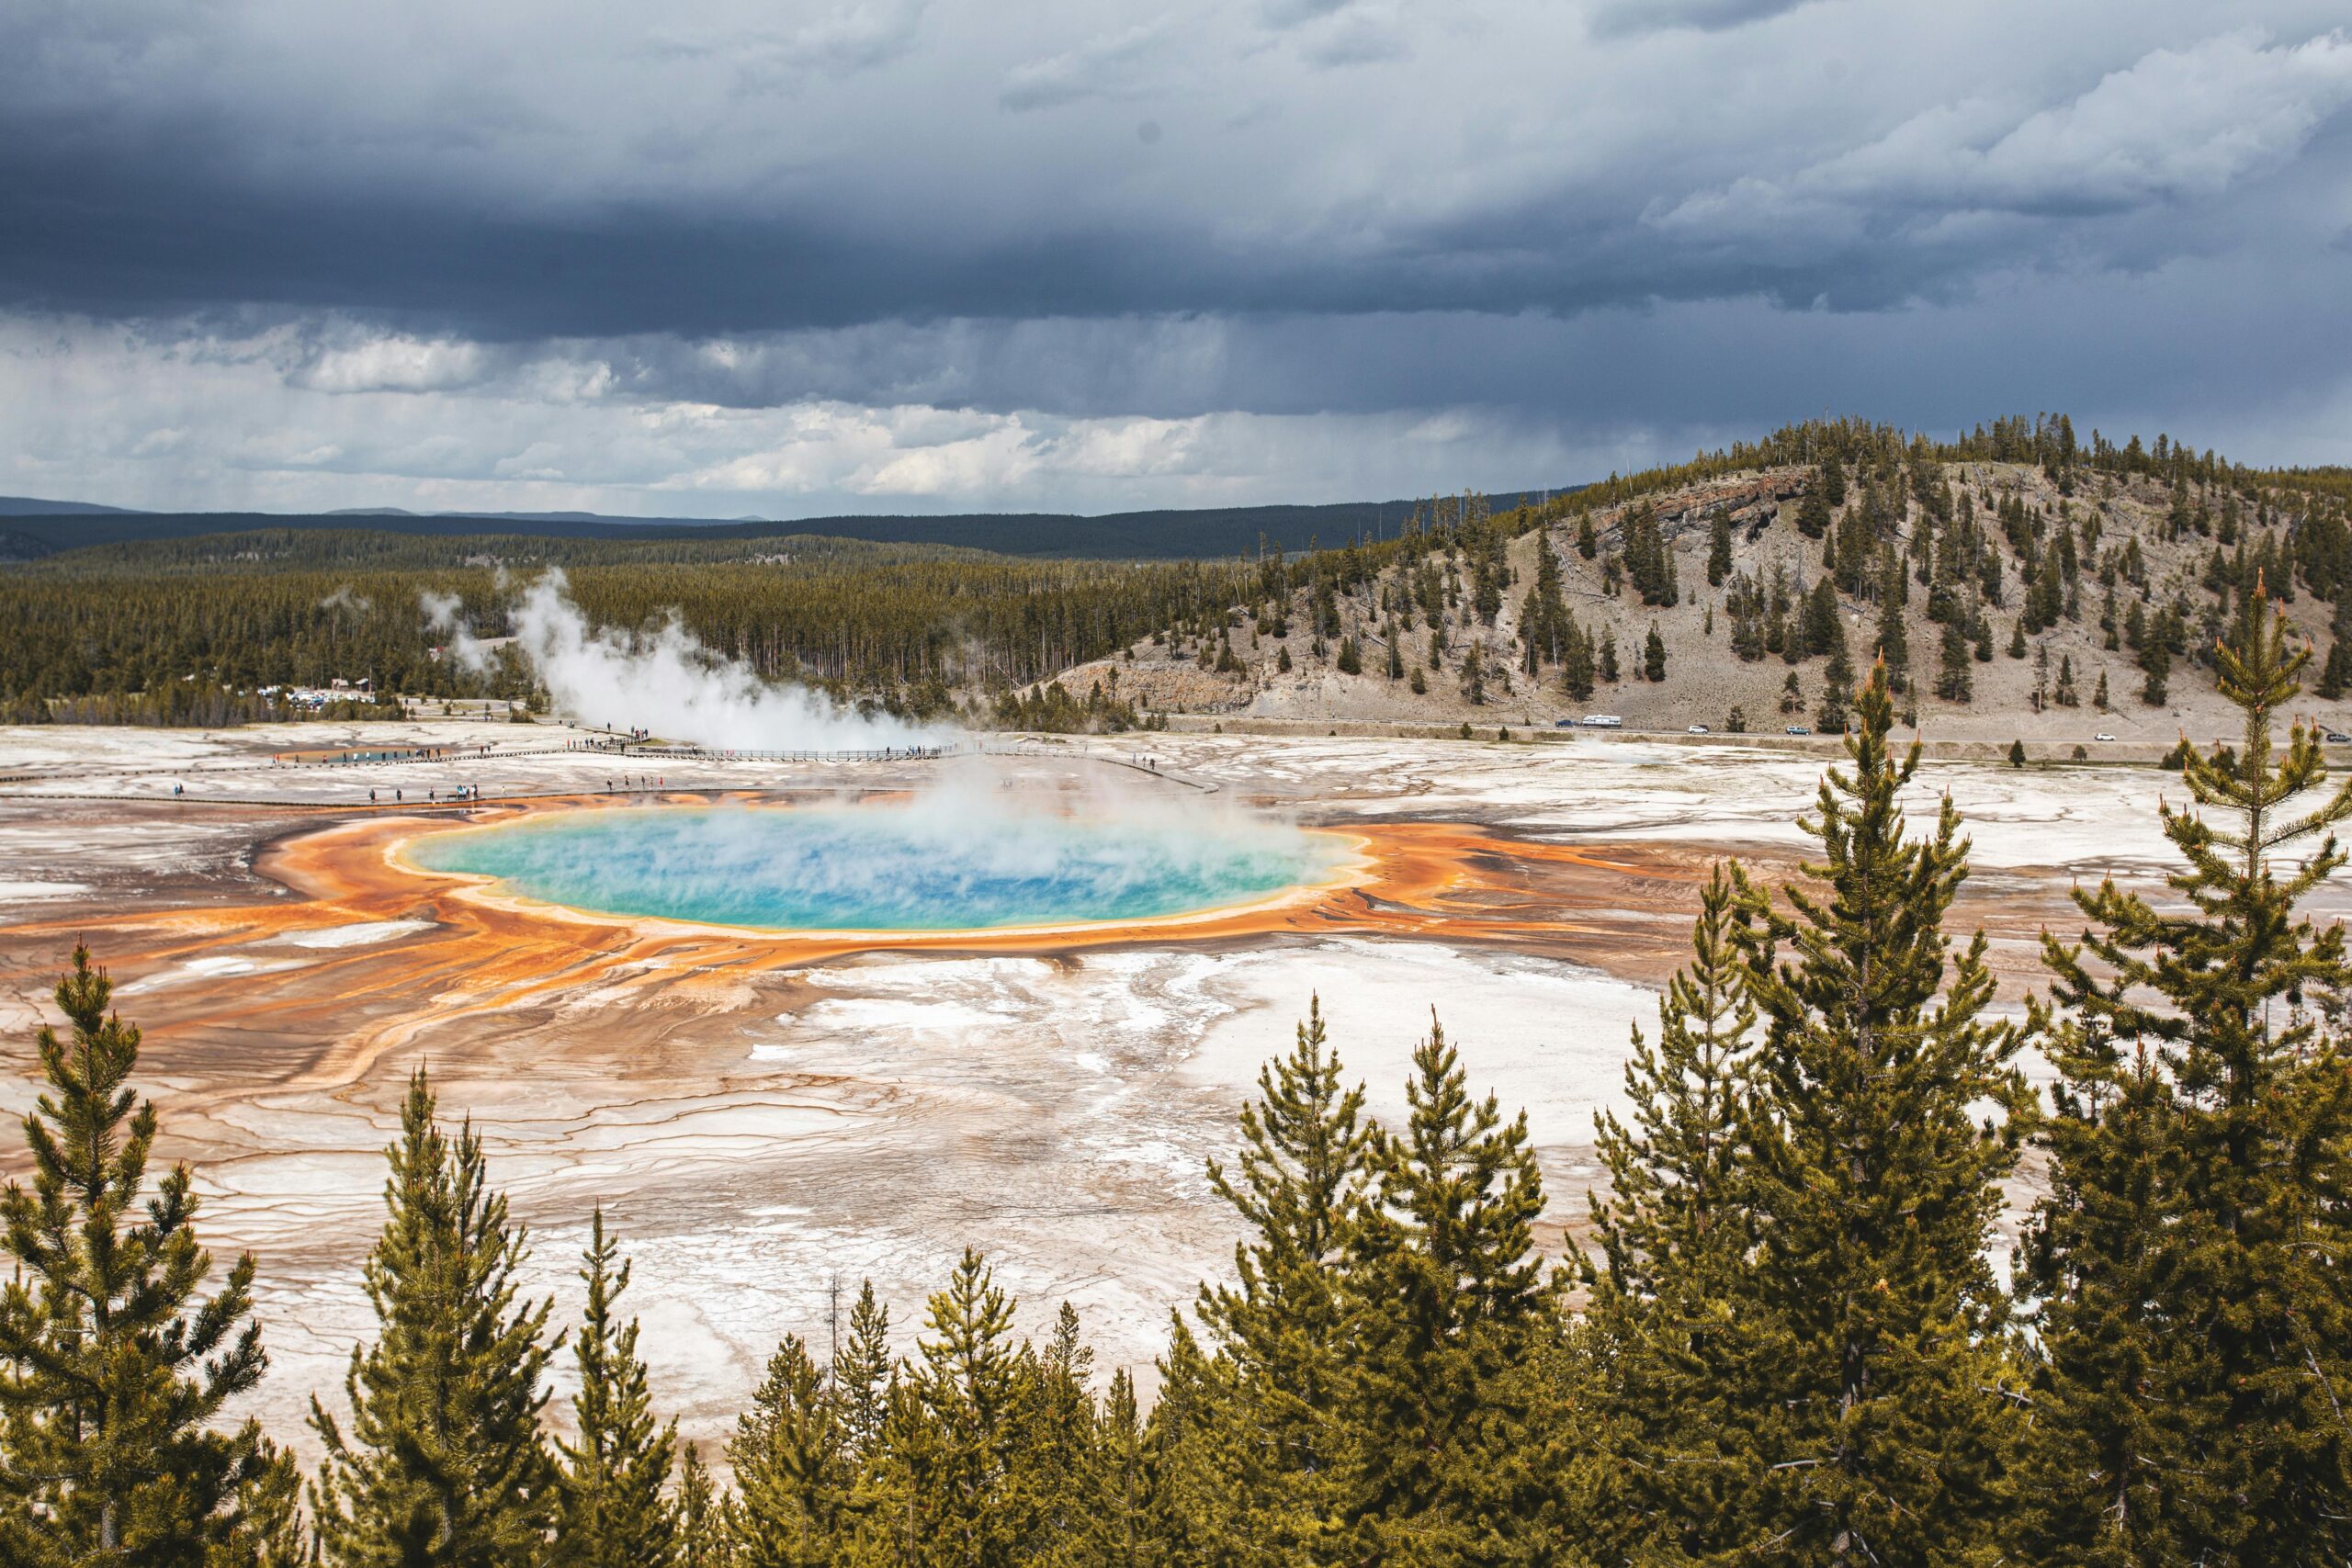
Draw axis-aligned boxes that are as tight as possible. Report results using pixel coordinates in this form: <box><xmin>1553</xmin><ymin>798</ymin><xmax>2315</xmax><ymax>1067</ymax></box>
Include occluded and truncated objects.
<box><xmin>0</xmin><ymin>490</ymin><xmax>1575</xmax><ymax>563</ymax></box>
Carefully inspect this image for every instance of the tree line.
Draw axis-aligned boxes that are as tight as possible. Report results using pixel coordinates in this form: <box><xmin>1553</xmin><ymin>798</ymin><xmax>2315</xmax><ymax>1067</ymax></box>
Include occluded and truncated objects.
<box><xmin>5</xmin><ymin>414</ymin><xmax>2346</xmax><ymax>731</ymax></box>
<box><xmin>8</xmin><ymin>598</ymin><xmax>2349</xmax><ymax>1562</ymax></box>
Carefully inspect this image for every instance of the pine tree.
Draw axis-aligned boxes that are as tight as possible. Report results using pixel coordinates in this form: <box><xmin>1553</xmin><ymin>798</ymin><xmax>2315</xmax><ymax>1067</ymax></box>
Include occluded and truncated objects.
<box><xmin>675</xmin><ymin>1445</ymin><xmax>729</xmax><ymax>1568</ymax></box>
<box><xmin>1142</xmin><ymin>1315</ymin><xmax>1245</xmax><ymax>1563</ymax></box>
<box><xmin>2141</xmin><ymin>633</ymin><xmax>2170</xmax><ymax>705</ymax></box>
<box><xmin>311</xmin><ymin>1068</ymin><xmax>560</xmax><ymax>1568</ymax></box>
<box><xmin>1716</xmin><ymin>663</ymin><xmax>2033</xmax><ymax>1562</ymax></box>
<box><xmin>1562</xmin><ymin>622</ymin><xmax>1594</xmax><ymax>702</ymax></box>
<box><xmin>1196</xmin><ymin>996</ymin><xmax>1374</xmax><ymax>1558</ymax></box>
<box><xmin>1935</xmin><ymin>616</ymin><xmax>1972</xmax><ymax>702</ymax></box>
<box><xmin>2019</xmin><ymin>596</ymin><xmax>2352</xmax><ymax>1562</ymax></box>
<box><xmin>1006</xmin><ymin>1303</ymin><xmax>1098</xmax><ymax>1563</ymax></box>
<box><xmin>1585</xmin><ymin>865</ymin><xmax>1767</xmax><ymax>1560</ymax></box>
<box><xmin>912</xmin><ymin>1250</ymin><xmax>1023</xmax><ymax>1567</ymax></box>
<box><xmin>1707</xmin><ymin>509</ymin><xmax>1734</xmax><ymax>587</ymax></box>
<box><xmin>551</xmin><ymin>1209</ymin><xmax>678</xmax><ymax>1568</ymax></box>
<box><xmin>2320</xmin><ymin>590</ymin><xmax>2352</xmax><ymax>700</ymax></box>
<box><xmin>1873</xmin><ymin>556</ymin><xmax>1909</xmax><ymax>692</ymax></box>
<box><xmin>836</xmin><ymin>1280</ymin><xmax>892</xmax><ymax>1460</ymax></box>
<box><xmin>1089</xmin><ymin>1371</ymin><xmax>1153</xmax><ymax>1568</ymax></box>
<box><xmin>0</xmin><ymin>944</ymin><xmax>271</xmax><ymax>1568</ymax></box>
<box><xmin>1340</xmin><ymin>1015</ymin><xmax>1556</xmax><ymax>1562</ymax></box>
<box><xmin>1644</xmin><ymin>623</ymin><xmax>1667</xmax><ymax>682</ymax></box>
<box><xmin>729</xmin><ymin>1337</ymin><xmax>848</xmax><ymax>1568</ymax></box>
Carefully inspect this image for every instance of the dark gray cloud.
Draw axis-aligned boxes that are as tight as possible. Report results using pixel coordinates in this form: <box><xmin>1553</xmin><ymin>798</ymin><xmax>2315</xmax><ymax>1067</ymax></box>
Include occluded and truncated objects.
<box><xmin>0</xmin><ymin>0</ymin><xmax>2346</xmax><ymax>512</ymax></box>
<box><xmin>1588</xmin><ymin>0</ymin><xmax>1815</xmax><ymax>39</ymax></box>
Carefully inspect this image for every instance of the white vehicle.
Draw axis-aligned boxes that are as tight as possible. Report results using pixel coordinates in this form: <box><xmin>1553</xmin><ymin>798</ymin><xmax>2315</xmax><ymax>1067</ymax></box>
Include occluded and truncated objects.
<box><xmin>2095</xmin><ymin>732</ymin><xmax>2117</xmax><ymax>741</ymax></box>
<box><xmin>1581</xmin><ymin>714</ymin><xmax>1623</xmax><ymax>728</ymax></box>
<box><xmin>1687</xmin><ymin>724</ymin><xmax>1711</xmax><ymax>735</ymax></box>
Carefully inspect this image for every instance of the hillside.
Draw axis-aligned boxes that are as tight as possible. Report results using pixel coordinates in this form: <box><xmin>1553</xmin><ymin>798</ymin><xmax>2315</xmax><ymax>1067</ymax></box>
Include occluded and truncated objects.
<box><xmin>1050</xmin><ymin>439</ymin><xmax>2349</xmax><ymax>745</ymax></box>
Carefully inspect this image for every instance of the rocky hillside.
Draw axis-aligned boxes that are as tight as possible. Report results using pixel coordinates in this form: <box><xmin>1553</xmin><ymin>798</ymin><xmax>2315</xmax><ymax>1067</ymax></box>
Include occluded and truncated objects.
<box><xmin>1052</xmin><ymin>446</ymin><xmax>2349</xmax><ymax>746</ymax></box>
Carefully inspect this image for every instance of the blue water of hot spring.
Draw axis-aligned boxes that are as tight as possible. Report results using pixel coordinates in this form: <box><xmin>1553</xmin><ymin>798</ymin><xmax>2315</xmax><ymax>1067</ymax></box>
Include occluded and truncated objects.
<box><xmin>407</xmin><ymin>803</ymin><xmax>1342</xmax><ymax>931</ymax></box>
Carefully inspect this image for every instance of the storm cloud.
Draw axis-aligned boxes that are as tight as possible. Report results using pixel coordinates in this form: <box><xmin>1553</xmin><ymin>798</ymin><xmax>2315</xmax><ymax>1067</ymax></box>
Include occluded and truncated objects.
<box><xmin>1</xmin><ymin>0</ymin><xmax>2346</xmax><ymax>514</ymax></box>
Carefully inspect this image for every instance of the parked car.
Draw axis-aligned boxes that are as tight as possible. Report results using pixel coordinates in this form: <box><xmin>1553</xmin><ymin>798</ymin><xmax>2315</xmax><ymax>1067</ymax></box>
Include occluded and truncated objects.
<box><xmin>2095</xmin><ymin>732</ymin><xmax>2117</xmax><ymax>741</ymax></box>
<box><xmin>2330</xmin><ymin>732</ymin><xmax>2352</xmax><ymax>744</ymax></box>
<box><xmin>1581</xmin><ymin>714</ymin><xmax>1623</xmax><ymax>728</ymax></box>
<box><xmin>1785</xmin><ymin>725</ymin><xmax>1811</xmax><ymax>736</ymax></box>
<box><xmin>1554</xmin><ymin>717</ymin><xmax>1577</xmax><ymax>728</ymax></box>
<box><xmin>1686</xmin><ymin>724</ymin><xmax>1710</xmax><ymax>735</ymax></box>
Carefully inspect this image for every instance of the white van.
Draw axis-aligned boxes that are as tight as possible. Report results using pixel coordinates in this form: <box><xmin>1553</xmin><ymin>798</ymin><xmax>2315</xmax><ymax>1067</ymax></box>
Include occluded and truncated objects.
<box><xmin>1581</xmin><ymin>714</ymin><xmax>1623</xmax><ymax>728</ymax></box>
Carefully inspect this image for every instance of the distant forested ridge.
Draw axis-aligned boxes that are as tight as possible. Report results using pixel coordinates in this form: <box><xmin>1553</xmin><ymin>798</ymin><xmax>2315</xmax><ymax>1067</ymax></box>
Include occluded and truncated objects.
<box><xmin>7</xmin><ymin>614</ymin><xmax>2349</xmax><ymax>1564</ymax></box>
<box><xmin>0</xmin><ymin>491</ymin><xmax>1560</xmax><ymax>564</ymax></box>
<box><xmin>2</xmin><ymin>413</ymin><xmax>2346</xmax><ymax>728</ymax></box>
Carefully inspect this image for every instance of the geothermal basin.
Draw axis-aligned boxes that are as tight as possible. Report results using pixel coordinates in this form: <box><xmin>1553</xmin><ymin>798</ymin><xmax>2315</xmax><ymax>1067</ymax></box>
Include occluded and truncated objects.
<box><xmin>0</xmin><ymin>725</ymin><xmax>2294</xmax><ymax>1465</ymax></box>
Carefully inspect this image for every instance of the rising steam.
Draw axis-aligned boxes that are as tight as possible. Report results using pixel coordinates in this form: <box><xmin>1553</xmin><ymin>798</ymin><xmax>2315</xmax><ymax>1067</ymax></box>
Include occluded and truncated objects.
<box><xmin>429</xmin><ymin>571</ymin><xmax>942</xmax><ymax>750</ymax></box>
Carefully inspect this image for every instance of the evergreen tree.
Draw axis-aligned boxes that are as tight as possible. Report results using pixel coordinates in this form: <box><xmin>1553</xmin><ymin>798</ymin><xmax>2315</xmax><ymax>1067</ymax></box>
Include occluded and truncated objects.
<box><xmin>551</xmin><ymin>1209</ymin><xmax>678</xmax><ymax>1568</ymax></box>
<box><xmin>836</xmin><ymin>1280</ymin><xmax>892</xmax><ymax>1460</ymax></box>
<box><xmin>1576</xmin><ymin>513</ymin><xmax>1597</xmax><ymax>560</ymax></box>
<box><xmin>911</xmin><ymin>1250</ymin><xmax>1023</xmax><ymax>1567</ymax></box>
<box><xmin>1561</xmin><ymin>622</ymin><xmax>1595</xmax><ymax>702</ymax></box>
<box><xmin>1643</xmin><ymin>623</ymin><xmax>1666</xmax><ymax>682</ymax></box>
<box><xmin>1935</xmin><ymin>616</ymin><xmax>1972</xmax><ymax>702</ymax></box>
<box><xmin>0</xmin><ymin>944</ymin><xmax>271</xmax><ymax>1568</ymax></box>
<box><xmin>728</xmin><ymin>1337</ymin><xmax>848</xmax><ymax>1568</ymax></box>
<box><xmin>1006</xmin><ymin>1303</ymin><xmax>1098</xmax><ymax>1564</ymax></box>
<box><xmin>674</xmin><ymin>1445</ymin><xmax>729</xmax><ymax>1568</ymax></box>
<box><xmin>1196</xmin><ymin>996</ymin><xmax>1375</xmax><ymax>1559</ymax></box>
<box><xmin>1707</xmin><ymin>509</ymin><xmax>1733</xmax><ymax>587</ymax></box>
<box><xmin>1340</xmin><ymin>1015</ymin><xmax>1556</xmax><ymax>1562</ymax></box>
<box><xmin>1089</xmin><ymin>1371</ymin><xmax>1153</xmax><ymax>1568</ymax></box>
<box><xmin>2141</xmin><ymin>633</ymin><xmax>2170</xmax><ymax>705</ymax></box>
<box><xmin>2019</xmin><ymin>597</ymin><xmax>2352</xmax><ymax>1562</ymax></box>
<box><xmin>2320</xmin><ymin>590</ymin><xmax>2352</xmax><ymax>700</ymax></box>
<box><xmin>1585</xmin><ymin>865</ymin><xmax>1766</xmax><ymax>1560</ymax></box>
<box><xmin>311</xmin><ymin>1068</ymin><xmax>560</xmax><ymax>1568</ymax></box>
<box><xmin>1715</xmin><ymin>664</ymin><xmax>2033</xmax><ymax>1562</ymax></box>
<box><xmin>1873</xmin><ymin>557</ymin><xmax>1909</xmax><ymax>692</ymax></box>
<box><xmin>1142</xmin><ymin>1316</ymin><xmax>1245</xmax><ymax>1564</ymax></box>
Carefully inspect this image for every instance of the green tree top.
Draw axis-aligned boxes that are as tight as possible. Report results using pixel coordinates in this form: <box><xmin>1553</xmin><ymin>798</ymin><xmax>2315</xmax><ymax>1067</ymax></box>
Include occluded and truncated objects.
<box><xmin>0</xmin><ymin>943</ymin><xmax>270</xmax><ymax>1568</ymax></box>
<box><xmin>310</xmin><ymin>1067</ymin><xmax>560</xmax><ymax>1568</ymax></box>
<box><xmin>2026</xmin><ymin>593</ymin><xmax>2352</xmax><ymax>1562</ymax></box>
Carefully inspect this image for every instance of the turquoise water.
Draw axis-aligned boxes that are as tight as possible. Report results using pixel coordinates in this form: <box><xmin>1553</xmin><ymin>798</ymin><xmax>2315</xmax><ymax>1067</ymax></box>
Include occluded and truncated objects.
<box><xmin>409</xmin><ymin>803</ymin><xmax>1340</xmax><ymax>931</ymax></box>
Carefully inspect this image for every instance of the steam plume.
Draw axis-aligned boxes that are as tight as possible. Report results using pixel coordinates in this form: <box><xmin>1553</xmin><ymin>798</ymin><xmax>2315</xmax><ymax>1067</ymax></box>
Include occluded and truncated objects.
<box><xmin>464</xmin><ymin>571</ymin><xmax>940</xmax><ymax>750</ymax></box>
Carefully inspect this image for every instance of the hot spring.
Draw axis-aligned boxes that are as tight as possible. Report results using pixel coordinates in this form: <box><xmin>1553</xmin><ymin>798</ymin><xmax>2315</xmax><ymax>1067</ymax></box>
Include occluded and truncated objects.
<box><xmin>407</xmin><ymin>802</ymin><xmax>1348</xmax><ymax>932</ymax></box>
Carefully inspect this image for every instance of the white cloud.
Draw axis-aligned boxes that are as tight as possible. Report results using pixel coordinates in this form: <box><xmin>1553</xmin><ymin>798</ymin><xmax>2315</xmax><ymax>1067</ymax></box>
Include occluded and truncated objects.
<box><xmin>293</xmin><ymin>334</ymin><xmax>493</xmax><ymax>394</ymax></box>
<box><xmin>1657</xmin><ymin>28</ymin><xmax>2352</xmax><ymax>239</ymax></box>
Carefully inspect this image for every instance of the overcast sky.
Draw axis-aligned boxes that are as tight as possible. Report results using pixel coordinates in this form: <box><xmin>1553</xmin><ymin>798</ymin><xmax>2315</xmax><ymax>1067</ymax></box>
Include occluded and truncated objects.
<box><xmin>3</xmin><ymin>1</ymin><xmax>2348</xmax><ymax>516</ymax></box>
